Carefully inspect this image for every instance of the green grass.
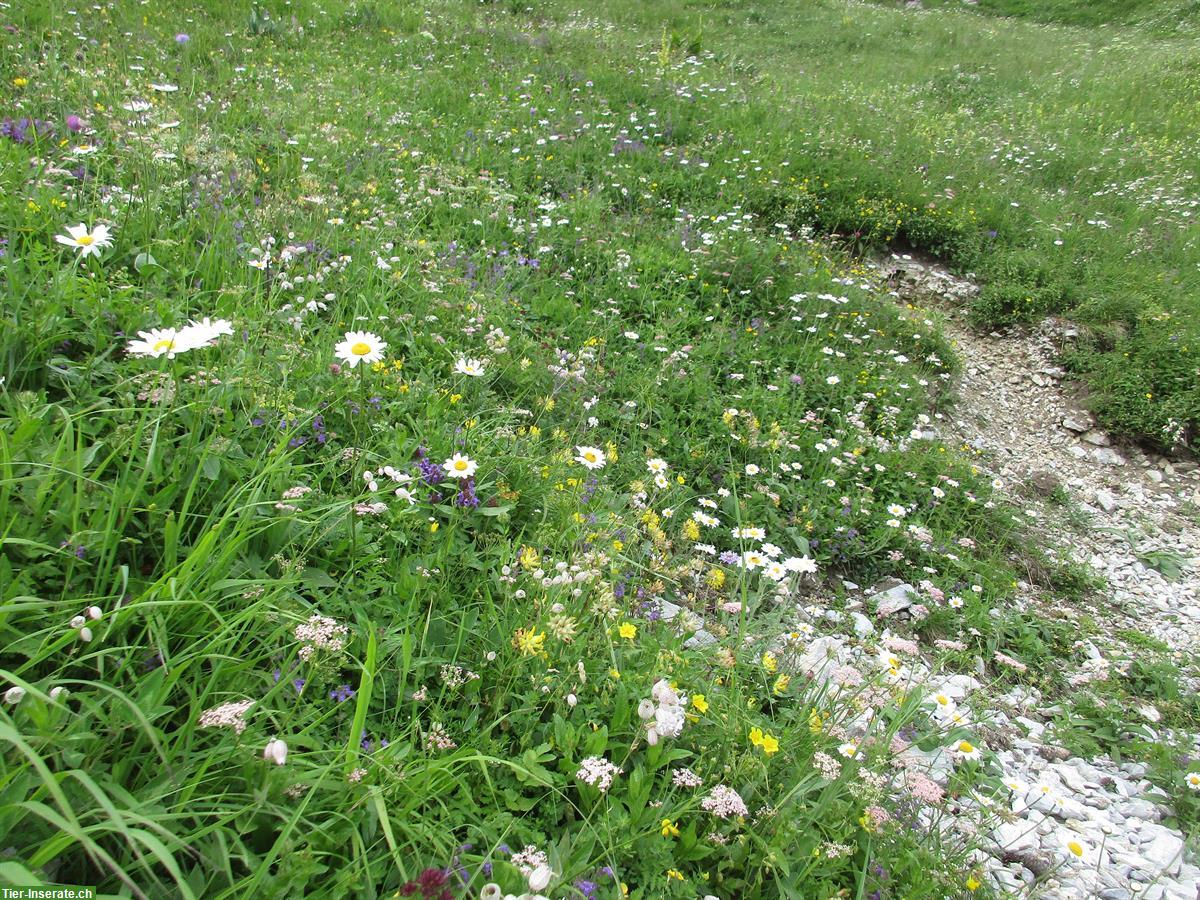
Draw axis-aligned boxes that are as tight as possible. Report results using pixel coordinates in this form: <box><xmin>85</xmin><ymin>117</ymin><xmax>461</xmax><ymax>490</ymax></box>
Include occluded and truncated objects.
<box><xmin>0</xmin><ymin>0</ymin><xmax>1196</xmax><ymax>897</ymax></box>
<box><xmin>528</xmin><ymin>0</ymin><xmax>1200</xmax><ymax>451</ymax></box>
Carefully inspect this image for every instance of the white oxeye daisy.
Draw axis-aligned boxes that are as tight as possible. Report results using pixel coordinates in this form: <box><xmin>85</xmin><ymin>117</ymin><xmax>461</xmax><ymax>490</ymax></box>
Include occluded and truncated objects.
<box><xmin>334</xmin><ymin>331</ymin><xmax>386</xmax><ymax>368</ymax></box>
<box><xmin>1060</xmin><ymin>831</ymin><xmax>1091</xmax><ymax>864</ymax></box>
<box><xmin>837</xmin><ymin>741</ymin><xmax>859</xmax><ymax>759</ymax></box>
<box><xmin>886</xmin><ymin>503</ymin><xmax>906</xmax><ymax>518</ymax></box>
<box><xmin>646</xmin><ymin>457</ymin><xmax>668</xmax><ymax>474</ymax></box>
<box><xmin>454</xmin><ymin>357</ymin><xmax>487</xmax><ymax>377</ymax></box>
<box><xmin>952</xmin><ymin>739</ymin><xmax>981</xmax><ymax>761</ymax></box>
<box><xmin>744</xmin><ymin>463</ymin><xmax>760</xmax><ymax>475</ymax></box>
<box><xmin>740</xmin><ymin>551</ymin><xmax>766</xmax><ymax>570</ymax></box>
<box><xmin>653</xmin><ymin>473</ymin><xmax>669</xmax><ymax>489</ymax></box>
<box><xmin>783</xmin><ymin>556</ymin><xmax>817</xmax><ymax>574</ymax></box>
<box><xmin>574</xmin><ymin>446</ymin><xmax>606</xmax><ymax>470</ymax></box>
<box><xmin>126</xmin><ymin>327</ymin><xmax>184</xmax><ymax>359</ymax></box>
<box><xmin>930</xmin><ymin>693</ymin><xmax>956</xmax><ymax>717</ymax></box>
<box><xmin>442</xmin><ymin>453</ymin><xmax>478</xmax><ymax>479</ymax></box>
<box><xmin>763</xmin><ymin>560</ymin><xmax>788</xmax><ymax>581</ymax></box>
<box><xmin>55</xmin><ymin>223</ymin><xmax>113</xmax><ymax>258</ymax></box>
<box><xmin>948</xmin><ymin>595</ymin><xmax>964</xmax><ymax>608</ymax></box>
<box><xmin>1186</xmin><ymin>772</ymin><xmax>1200</xmax><ymax>791</ymax></box>
<box><xmin>182</xmin><ymin>317</ymin><xmax>234</xmax><ymax>348</ymax></box>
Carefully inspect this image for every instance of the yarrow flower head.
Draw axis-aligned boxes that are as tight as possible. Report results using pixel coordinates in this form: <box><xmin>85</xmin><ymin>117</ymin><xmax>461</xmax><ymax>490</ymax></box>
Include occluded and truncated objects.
<box><xmin>55</xmin><ymin>223</ymin><xmax>113</xmax><ymax>258</ymax></box>
<box><xmin>701</xmin><ymin>784</ymin><xmax>748</xmax><ymax>819</ymax></box>
<box><xmin>198</xmin><ymin>699</ymin><xmax>254</xmax><ymax>734</ymax></box>
<box><xmin>576</xmin><ymin>756</ymin><xmax>622</xmax><ymax>793</ymax></box>
<box><xmin>294</xmin><ymin>614</ymin><xmax>349</xmax><ymax>661</ymax></box>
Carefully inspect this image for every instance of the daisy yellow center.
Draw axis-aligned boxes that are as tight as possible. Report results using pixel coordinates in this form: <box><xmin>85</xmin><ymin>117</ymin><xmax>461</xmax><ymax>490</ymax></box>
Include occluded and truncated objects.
<box><xmin>959</xmin><ymin>741</ymin><xmax>974</xmax><ymax>753</ymax></box>
<box><xmin>584</xmin><ymin>452</ymin><xmax>596</xmax><ymax>461</ymax></box>
<box><xmin>1067</xmin><ymin>841</ymin><xmax>1083</xmax><ymax>857</ymax></box>
<box><xmin>152</xmin><ymin>339</ymin><xmax>174</xmax><ymax>352</ymax></box>
<box><xmin>454</xmin><ymin>460</ymin><xmax>468</xmax><ymax>471</ymax></box>
<box><xmin>350</xmin><ymin>341</ymin><xmax>371</xmax><ymax>355</ymax></box>
<box><xmin>77</xmin><ymin>235</ymin><xmax>94</xmax><ymax>246</ymax></box>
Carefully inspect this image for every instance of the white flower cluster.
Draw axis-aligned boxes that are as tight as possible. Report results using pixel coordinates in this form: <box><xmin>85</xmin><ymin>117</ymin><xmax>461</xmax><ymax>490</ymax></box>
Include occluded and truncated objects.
<box><xmin>639</xmin><ymin>678</ymin><xmax>686</xmax><ymax>746</ymax></box>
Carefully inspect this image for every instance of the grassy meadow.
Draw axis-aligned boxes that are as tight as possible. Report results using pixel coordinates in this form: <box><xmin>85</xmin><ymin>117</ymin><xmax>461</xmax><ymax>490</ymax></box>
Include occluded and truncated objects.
<box><xmin>0</xmin><ymin>0</ymin><xmax>1197</xmax><ymax>898</ymax></box>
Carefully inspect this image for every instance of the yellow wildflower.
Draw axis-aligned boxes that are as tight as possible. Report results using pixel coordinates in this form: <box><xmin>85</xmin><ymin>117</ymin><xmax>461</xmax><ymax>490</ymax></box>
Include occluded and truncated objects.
<box><xmin>512</xmin><ymin>628</ymin><xmax>546</xmax><ymax>656</ymax></box>
<box><xmin>691</xmin><ymin>694</ymin><xmax>709</xmax><ymax>713</ymax></box>
<box><xmin>618</xmin><ymin>622</ymin><xmax>637</xmax><ymax>640</ymax></box>
<box><xmin>660</xmin><ymin>819</ymin><xmax>680</xmax><ymax>838</ymax></box>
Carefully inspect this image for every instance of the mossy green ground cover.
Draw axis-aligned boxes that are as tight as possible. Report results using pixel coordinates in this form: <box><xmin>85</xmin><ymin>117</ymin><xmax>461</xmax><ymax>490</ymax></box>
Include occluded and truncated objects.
<box><xmin>0</xmin><ymin>1</ymin><xmax>1196</xmax><ymax>898</ymax></box>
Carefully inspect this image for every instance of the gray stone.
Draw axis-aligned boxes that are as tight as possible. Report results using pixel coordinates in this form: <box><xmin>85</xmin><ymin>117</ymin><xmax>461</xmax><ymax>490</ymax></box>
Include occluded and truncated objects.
<box><xmin>1063</xmin><ymin>413</ymin><xmax>1092</xmax><ymax>433</ymax></box>
<box><xmin>868</xmin><ymin>582</ymin><xmax>915</xmax><ymax>616</ymax></box>
<box><xmin>1139</xmin><ymin>827</ymin><xmax>1183</xmax><ymax>873</ymax></box>
<box><xmin>850</xmin><ymin>611</ymin><xmax>874</xmax><ymax>637</ymax></box>
<box><xmin>1029</xmin><ymin>470</ymin><xmax>1061</xmax><ymax>496</ymax></box>
<box><xmin>683</xmin><ymin>630</ymin><xmax>717</xmax><ymax>650</ymax></box>
<box><xmin>658</xmin><ymin>600</ymin><xmax>682</xmax><ymax>621</ymax></box>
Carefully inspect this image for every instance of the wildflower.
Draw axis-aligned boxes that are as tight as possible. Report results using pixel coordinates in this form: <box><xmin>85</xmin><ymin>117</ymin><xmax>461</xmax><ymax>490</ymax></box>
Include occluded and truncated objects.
<box><xmin>691</xmin><ymin>694</ymin><xmax>709</xmax><ymax>713</ymax></box>
<box><xmin>783</xmin><ymin>555</ymin><xmax>818</xmax><ymax>574</ymax></box>
<box><xmin>334</xmin><ymin>331</ymin><xmax>386</xmax><ymax>368</ymax></box>
<box><xmin>952</xmin><ymin>739</ymin><xmax>981</xmax><ymax>761</ymax></box>
<box><xmin>263</xmin><ymin>738</ymin><xmax>288</xmax><ymax>765</ymax></box>
<box><xmin>646</xmin><ymin>457</ymin><xmax>668</xmax><ymax>474</ymax></box>
<box><xmin>1187</xmin><ymin>772</ymin><xmax>1200</xmax><ymax>791</ymax></box>
<box><xmin>454</xmin><ymin>357</ymin><xmax>487</xmax><ymax>377</ymax></box>
<box><xmin>528</xmin><ymin>865</ymin><xmax>553</xmax><ymax>892</ymax></box>
<box><xmin>700</xmin><ymin>784</ymin><xmax>748</xmax><ymax>819</ymax></box>
<box><xmin>575</xmin><ymin>446</ymin><xmax>607</xmax><ymax>470</ymax></box>
<box><xmin>748</xmin><ymin>727</ymin><xmax>779</xmax><ymax>755</ymax></box>
<box><xmin>761</xmin><ymin>652</ymin><xmax>777</xmax><ymax>673</ymax></box>
<box><xmin>55</xmin><ymin>223</ymin><xmax>113</xmax><ymax>258</ymax></box>
<box><xmin>442</xmin><ymin>453</ymin><xmax>478</xmax><ymax>479</ymax></box>
<box><xmin>175</xmin><ymin>32</ymin><xmax>190</xmax><ymax>42</ymax></box>
<box><xmin>4</xmin><ymin>686</ymin><xmax>25</xmax><ymax>705</ymax></box>
<box><xmin>837</xmin><ymin>741</ymin><xmax>859</xmax><ymax>759</ymax></box>
<box><xmin>198</xmin><ymin>699</ymin><xmax>253</xmax><ymax>734</ymax></box>
<box><xmin>1060</xmin><ymin>831</ymin><xmax>1089</xmax><ymax>863</ymax></box>
<box><xmin>660</xmin><ymin>819</ymin><xmax>680</xmax><ymax>838</ymax></box>
<box><xmin>69</xmin><ymin>615</ymin><xmax>93</xmax><ymax>642</ymax></box>
<box><xmin>513</xmin><ymin>628</ymin><xmax>546</xmax><ymax>656</ymax></box>
<box><xmin>773</xmin><ymin>675</ymin><xmax>790</xmax><ymax>694</ymax></box>
<box><xmin>125</xmin><ymin>327</ymin><xmax>189</xmax><ymax>359</ymax></box>
<box><xmin>576</xmin><ymin>756</ymin><xmax>622</xmax><ymax>793</ymax></box>
<box><xmin>618</xmin><ymin>622</ymin><xmax>637</xmax><ymax>640</ymax></box>
<box><xmin>966</xmin><ymin>875</ymin><xmax>981</xmax><ymax>891</ymax></box>
<box><xmin>812</xmin><ymin>752</ymin><xmax>841</xmax><ymax>780</ymax></box>
<box><xmin>672</xmin><ymin>767</ymin><xmax>703</xmax><ymax>788</ymax></box>
<box><xmin>295</xmin><ymin>614</ymin><xmax>349</xmax><ymax>660</ymax></box>
<box><xmin>183</xmin><ymin>317</ymin><xmax>234</xmax><ymax>346</ymax></box>
<box><xmin>666</xmin><ymin>869</ymin><xmax>684</xmax><ymax>881</ymax></box>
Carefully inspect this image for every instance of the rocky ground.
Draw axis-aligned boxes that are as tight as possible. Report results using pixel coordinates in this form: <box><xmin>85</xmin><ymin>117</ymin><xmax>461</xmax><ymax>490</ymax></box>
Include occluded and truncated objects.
<box><xmin>869</xmin><ymin>253</ymin><xmax>1200</xmax><ymax>899</ymax></box>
